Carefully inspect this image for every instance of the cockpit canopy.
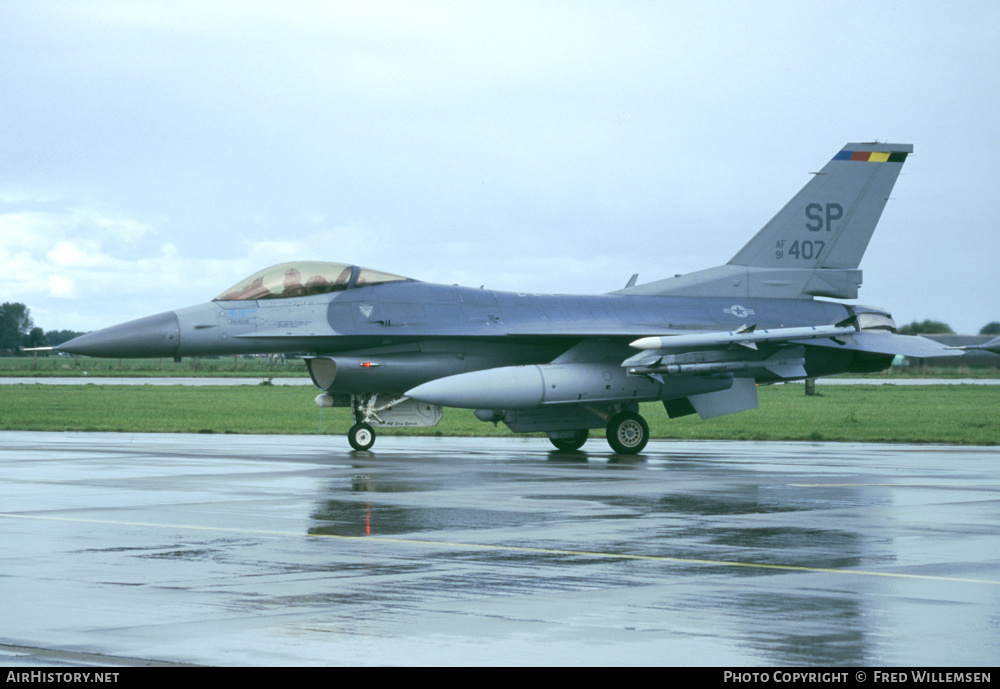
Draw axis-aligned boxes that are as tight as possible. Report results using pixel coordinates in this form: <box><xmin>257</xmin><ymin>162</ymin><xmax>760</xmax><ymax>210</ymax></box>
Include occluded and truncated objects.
<box><xmin>214</xmin><ymin>261</ymin><xmax>410</xmax><ymax>301</ymax></box>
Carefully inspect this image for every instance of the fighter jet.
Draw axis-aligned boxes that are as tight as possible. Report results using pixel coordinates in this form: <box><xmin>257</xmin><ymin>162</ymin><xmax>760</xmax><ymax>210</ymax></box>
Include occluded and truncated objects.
<box><xmin>57</xmin><ymin>142</ymin><xmax>961</xmax><ymax>453</ymax></box>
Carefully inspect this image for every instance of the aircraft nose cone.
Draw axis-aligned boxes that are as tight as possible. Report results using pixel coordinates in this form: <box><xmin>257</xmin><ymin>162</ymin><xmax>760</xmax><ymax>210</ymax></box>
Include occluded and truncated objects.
<box><xmin>57</xmin><ymin>311</ymin><xmax>181</xmax><ymax>358</ymax></box>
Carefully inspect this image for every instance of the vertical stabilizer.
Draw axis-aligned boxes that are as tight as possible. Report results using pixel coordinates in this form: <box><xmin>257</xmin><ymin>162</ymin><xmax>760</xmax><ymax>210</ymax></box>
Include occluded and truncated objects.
<box><xmin>728</xmin><ymin>142</ymin><xmax>912</xmax><ymax>271</ymax></box>
<box><xmin>622</xmin><ymin>142</ymin><xmax>912</xmax><ymax>300</ymax></box>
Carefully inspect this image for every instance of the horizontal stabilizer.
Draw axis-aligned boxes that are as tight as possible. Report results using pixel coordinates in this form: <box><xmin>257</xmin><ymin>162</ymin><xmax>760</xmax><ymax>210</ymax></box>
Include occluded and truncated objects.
<box><xmin>951</xmin><ymin>336</ymin><xmax>1000</xmax><ymax>355</ymax></box>
<box><xmin>805</xmin><ymin>332</ymin><xmax>964</xmax><ymax>358</ymax></box>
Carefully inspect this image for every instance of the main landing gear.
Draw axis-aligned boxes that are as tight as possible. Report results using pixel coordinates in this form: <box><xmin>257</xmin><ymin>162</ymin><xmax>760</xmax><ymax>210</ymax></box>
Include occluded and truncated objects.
<box><xmin>547</xmin><ymin>429</ymin><xmax>590</xmax><ymax>452</ymax></box>
<box><xmin>605</xmin><ymin>411</ymin><xmax>650</xmax><ymax>454</ymax></box>
<box><xmin>546</xmin><ymin>409</ymin><xmax>650</xmax><ymax>455</ymax></box>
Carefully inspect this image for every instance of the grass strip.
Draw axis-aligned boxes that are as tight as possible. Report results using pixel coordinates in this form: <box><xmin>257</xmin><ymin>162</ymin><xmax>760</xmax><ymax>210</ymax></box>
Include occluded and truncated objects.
<box><xmin>0</xmin><ymin>356</ymin><xmax>309</xmax><ymax>377</ymax></box>
<box><xmin>1</xmin><ymin>383</ymin><xmax>997</xmax><ymax>444</ymax></box>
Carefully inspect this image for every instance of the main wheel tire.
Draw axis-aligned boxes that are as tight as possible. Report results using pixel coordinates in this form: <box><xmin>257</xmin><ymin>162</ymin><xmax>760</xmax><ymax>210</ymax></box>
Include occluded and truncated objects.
<box><xmin>348</xmin><ymin>422</ymin><xmax>376</xmax><ymax>451</ymax></box>
<box><xmin>606</xmin><ymin>411</ymin><xmax>649</xmax><ymax>454</ymax></box>
<box><xmin>549</xmin><ymin>429</ymin><xmax>589</xmax><ymax>452</ymax></box>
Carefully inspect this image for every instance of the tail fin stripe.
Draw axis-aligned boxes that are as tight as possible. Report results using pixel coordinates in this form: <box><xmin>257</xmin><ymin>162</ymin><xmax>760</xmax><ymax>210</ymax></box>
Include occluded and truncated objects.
<box><xmin>834</xmin><ymin>149</ymin><xmax>909</xmax><ymax>163</ymax></box>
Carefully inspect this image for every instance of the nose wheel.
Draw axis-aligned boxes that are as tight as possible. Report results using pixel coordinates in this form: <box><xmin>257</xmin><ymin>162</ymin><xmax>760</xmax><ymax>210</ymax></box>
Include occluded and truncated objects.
<box><xmin>348</xmin><ymin>422</ymin><xmax>376</xmax><ymax>451</ymax></box>
<box><xmin>606</xmin><ymin>411</ymin><xmax>649</xmax><ymax>454</ymax></box>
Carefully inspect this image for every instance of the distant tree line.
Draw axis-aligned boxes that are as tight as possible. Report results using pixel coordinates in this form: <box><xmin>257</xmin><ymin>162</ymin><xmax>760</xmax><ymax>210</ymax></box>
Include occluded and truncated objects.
<box><xmin>896</xmin><ymin>320</ymin><xmax>1000</xmax><ymax>336</ymax></box>
<box><xmin>0</xmin><ymin>302</ymin><xmax>84</xmax><ymax>353</ymax></box>
<box><xmin>896</xmin><ymin>320</ymin><xmax>953</xmax><ymax>335</ymax></box>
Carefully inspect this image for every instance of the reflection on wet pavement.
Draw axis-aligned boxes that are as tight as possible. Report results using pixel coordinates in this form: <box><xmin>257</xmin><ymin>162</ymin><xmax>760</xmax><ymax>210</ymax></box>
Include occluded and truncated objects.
<box><xmin>1</xmin><ymin>432</ymin><xmax>998</xmax><ymax>666</ymax></box>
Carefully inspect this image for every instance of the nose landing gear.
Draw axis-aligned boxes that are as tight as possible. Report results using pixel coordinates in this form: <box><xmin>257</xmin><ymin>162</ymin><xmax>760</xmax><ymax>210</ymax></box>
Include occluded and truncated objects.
<box><xmin>348</xmin><ymin>422</ymin><xmax>376</xmax><ymax>451</ymax></box>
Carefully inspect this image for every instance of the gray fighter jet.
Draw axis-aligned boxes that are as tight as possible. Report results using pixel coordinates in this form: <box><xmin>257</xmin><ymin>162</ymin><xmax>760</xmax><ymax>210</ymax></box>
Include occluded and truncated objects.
<box><xmin>58</xmin><ymin>142</ymin><xmax>961</xmax><ymax>453</ymax></box>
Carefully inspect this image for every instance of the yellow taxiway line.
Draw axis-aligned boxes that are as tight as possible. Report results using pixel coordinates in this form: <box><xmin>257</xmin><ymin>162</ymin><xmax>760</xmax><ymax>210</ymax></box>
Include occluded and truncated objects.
<box><xmin>3</xmin><ymin>511</ymin><xmax>999</xmax><ymax>587</ymax></box>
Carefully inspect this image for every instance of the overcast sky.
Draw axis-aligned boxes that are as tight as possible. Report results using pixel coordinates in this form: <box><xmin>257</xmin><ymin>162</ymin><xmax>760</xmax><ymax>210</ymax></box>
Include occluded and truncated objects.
<box><xmin>2</xmin><ymin>1</ymin><xmax>998</xmax><ymax>335</ymax></box>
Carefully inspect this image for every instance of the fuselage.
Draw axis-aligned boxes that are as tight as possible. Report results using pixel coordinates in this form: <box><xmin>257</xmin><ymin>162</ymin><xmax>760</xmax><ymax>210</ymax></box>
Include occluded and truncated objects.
<box><xmin>59</xmin><ymin>278</ymin><xmax>889</xmax><ymax>396</ymax></box>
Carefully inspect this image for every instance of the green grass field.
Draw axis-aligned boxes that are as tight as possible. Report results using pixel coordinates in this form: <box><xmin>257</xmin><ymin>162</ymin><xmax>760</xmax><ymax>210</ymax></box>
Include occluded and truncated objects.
<box><xmin>2</xmin><ymin>383</ymin><xmax>997</xmax><ymax>445</ymax></box>
<box><xmin>0</xmin><ymin>355</ymin><xmax>309</xmax><ymax>377</ymax></box>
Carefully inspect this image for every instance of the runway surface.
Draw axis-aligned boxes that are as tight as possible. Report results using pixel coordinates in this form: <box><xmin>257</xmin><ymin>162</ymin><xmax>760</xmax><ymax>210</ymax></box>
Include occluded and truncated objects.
<box><xmin>3</xmin><ymin>376</ymin><xmax>998</xmax><ymax>385</ymax></box>
<box><xmin>1</xmin><ymin>432</ymin><xmax>998</xmax><ymax>666</ymax></box>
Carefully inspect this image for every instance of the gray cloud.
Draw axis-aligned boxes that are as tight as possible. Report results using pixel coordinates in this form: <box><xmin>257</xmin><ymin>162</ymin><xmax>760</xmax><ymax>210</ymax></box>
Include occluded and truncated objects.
<box><xmin>2</xmin><ymin>1</ymin><xmax>998</xmax><ymax>334</ymax></box>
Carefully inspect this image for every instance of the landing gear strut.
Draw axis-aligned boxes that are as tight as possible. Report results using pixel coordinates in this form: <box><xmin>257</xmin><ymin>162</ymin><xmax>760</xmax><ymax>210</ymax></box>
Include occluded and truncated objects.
<box><xmin>340</xmin><ymin>392</ymin><xmax>444</xmax><ymax>451</ymax></box>
<box><xmin>348</xmin><ymin>393</ymin><xmax>385</xmax><ymax>451</ymax></box>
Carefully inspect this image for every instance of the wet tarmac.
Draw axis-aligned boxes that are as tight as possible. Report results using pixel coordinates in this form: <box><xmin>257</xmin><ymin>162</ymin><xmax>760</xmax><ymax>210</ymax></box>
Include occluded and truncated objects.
<box><xmin>1</xmin><ymin>432</ymin><xmax>998</xmax><ymax>666</ymax></box>
<box><xmin>0</xmin><ymin>377</ymin><xmax>314</xmax><ymax>386</ymax></box>
<box><xmin>3</xmin><ymin>376</ymin><xmax>999</xmax><ymax>385</ymax></box>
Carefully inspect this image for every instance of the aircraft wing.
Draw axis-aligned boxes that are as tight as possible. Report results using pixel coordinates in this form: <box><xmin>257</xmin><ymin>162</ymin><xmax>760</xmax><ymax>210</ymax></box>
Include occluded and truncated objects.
<box><xmin>621</xmin><ymin>324</ymin><xmax>962</xmax><ymax>382</ymax></box>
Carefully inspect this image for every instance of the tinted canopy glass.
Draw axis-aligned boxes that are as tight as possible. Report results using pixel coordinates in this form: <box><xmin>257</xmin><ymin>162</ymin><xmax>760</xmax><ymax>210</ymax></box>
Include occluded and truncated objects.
<box><xmin>215</xmin><ymin>261</ymin><xmax>409</xmax><ymax>301</ymax></box>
